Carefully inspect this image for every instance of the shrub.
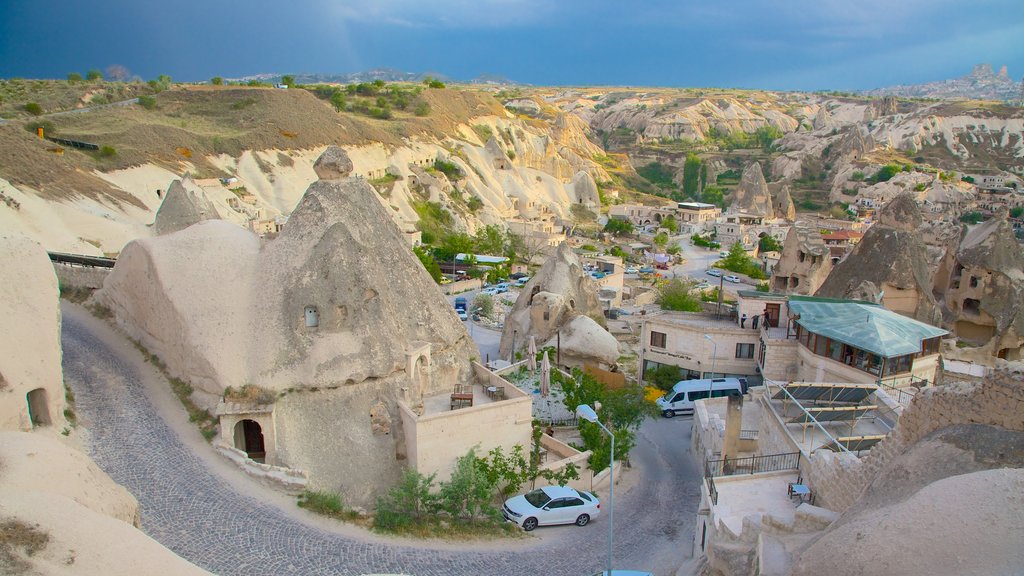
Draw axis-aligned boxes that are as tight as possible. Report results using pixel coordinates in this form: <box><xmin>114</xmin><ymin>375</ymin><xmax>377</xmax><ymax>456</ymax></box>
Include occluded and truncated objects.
<box><xmin>433</xmin><ymin>159</ymin><xmax>463</xmax><ymax>180</ymax></box>
<box><xmin>473</xmin><ymin>293</ymin><xmax>494</xmax><ymax>318</ymax></box>
<box><xmin>211</xmin><ymin>76</ymin><xmax>223</xmax><ymax>85</ymax></box>
<box><xmin>414</xmin><ymin>101</ymin><xmax>430</xmax><ymax>116</ymax></box>
<box><xmin>23</xmin><ymin>102</ymin><xmax>42</xmax><ymax>116</ymax></box>
<box><xmin>438</xmin><ymin>449</ymin><xmax>497</xmax><ymax>521</ymax></box>
<box><xmin>330</xmin><ymin>91</ymin><xmax>347</xmax><ymax>112</ymax></box>
<box><xmin>646</xmin><ymin>364</ymin><xmax>684</xmax><ymax>392</ymax></box>
<box><xmin>23</xmin><ymin>120</ymin><xmax>54</xmax><ymax>136</ymax></box>
<box><xmin>657</xmin><ymin>279</ymin><xmax>702</xmax><ymax>312</ymax></box>
<box><xmin>86</xmin><ymin>69</ymin><xmax>102</xmax><ymax>80</ymax></box>
<box><xmin>850</xmin><ymin>171</ymin><xmax>865</xmax><ymax>182</ymax></box>
<box><xmin>138</xmin><ymin>95</ymin><xmax>157</xmax><ymax>110</ymax></box>
<box><xmin>98</xmin><ymin>146</ymin><xmax>117</xmax><ymax>158</ymax></box>
<box><xmin>373</xmin><ymin>469</ymin><xmax>438</xmax><ymax>531</ymax></box>
<box><xmin>872</xmin><ymin>164</ymin><xmax>901</xmax><ymax>183</ymax></box>
<box><xmin>67</xmin><ymin>72</ymin><xmax>82</xmax><ymax>83</ymax></box>
<box><xmin>603</xmin><ymin>218</ymin><xmax>633</xmax><ymax>236</ymax></box>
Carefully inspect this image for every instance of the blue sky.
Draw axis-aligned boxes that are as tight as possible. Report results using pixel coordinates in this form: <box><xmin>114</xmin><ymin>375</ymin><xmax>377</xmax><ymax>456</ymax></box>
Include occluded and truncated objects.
<box><xmin>2</xmin><ymin>0</ymin><xmax>1022</xmax><ymax>90</ymax></box>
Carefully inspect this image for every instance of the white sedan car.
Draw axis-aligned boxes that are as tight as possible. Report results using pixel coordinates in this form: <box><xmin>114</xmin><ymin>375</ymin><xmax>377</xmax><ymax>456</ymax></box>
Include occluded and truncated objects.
<box><xmin>625</xmin><ymin>267</ymin><xmax>639</xmax><ymax>274</ymax></box>
<box><xmin>724</xmin><ymin>274</ymin><xmax>741</xmax><ymax>283</ymax></box>
<box><xmin>502</xmin><ymin>485</ymin><xmax>600</xmax><ymax>531</ymax></box>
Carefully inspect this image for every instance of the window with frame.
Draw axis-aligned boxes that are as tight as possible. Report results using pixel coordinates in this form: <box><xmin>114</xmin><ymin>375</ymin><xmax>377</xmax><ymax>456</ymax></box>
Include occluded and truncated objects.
<box><xmin>735</xmin><ymin>343</ymin><xmax>754</xmax><ymax>359</ymax></box>
<box><xmin>650</xmin><ymin>331</ymin><xmax>667</xmax><ymax>348</ymax></box>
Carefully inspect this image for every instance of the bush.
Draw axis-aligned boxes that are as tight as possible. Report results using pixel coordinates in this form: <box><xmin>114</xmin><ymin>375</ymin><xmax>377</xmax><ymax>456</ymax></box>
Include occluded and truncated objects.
<box><xmin>433</xmin><ymin>159</ymin><xmax>463</xmax><ymax>180</ymax></box>
<box><xmin>211</xmin><ymin>76</ymin><xmax>223</xmax><ymax>85</ymax></box>
<box><xmin>138</xmin><ymin>95</ymin><xmax>157</xmax><ymax>110</ymax></box>
<box><xmin>850</xmin><ymin>171</ymin><xmax>865</xmax><ymax>182</ymax></box>
<box><xmin>646</xmin><ymin>364</ymin><xmax>684</xmax><ymax>392</ymax></box>
<box><xmin>67</xmin><ymin>72</ymin><xmax>82</xmax><ymax>83</ymax></box>
<box><xmin>414</xmin><ymin>101</ymin><xmax>430</xmax><ymax>116</ymax></box>
<box><xmin>23</xmin><ymin>120</ymin><xmax>54</xmax><ymax>136</ymax></box>
<box><xmin>23</xmin><ymin>102</ymin><xmax>42</xmax><ymax>116</ymax></box>
<box><xmin>872</xmin><ymin>164</ymin><xmax>902</xmax><ymax>183</ymax></box>
<box><xmin>98</xmin><ymin>146</ymin><xmax>117</xmax><ymax>158</ymax></box>
<box><xmin>717</xmin><ymin>242</ymin><xmax>766</xmax><ymax>279</ymax></box>
<box><xmin>657</xmin><ymin>279</ymin><xmax>702</xmax><ymax>312</ymax></box>
<box><xmin>373</xmin><ymin>469</ymin><xmax>438</xmax><ymax>532</ymax></box>
<box><xmin>758</xmin><ymin>235</ymin><xmax>783</xmax><ymax>253</ymax></box>
<box><xmin>473</xmin><ymin>293</ymin><xmax>494</xmax><ymax>318</ymax></box>
<box><xmin>297</xmin><ymin>490</ymin><xmax>359</xmax><ymax>521</ymax></box>
<box><xmin>604</xmin><ymin>218</ymin><xmax>633</xmax><ymax>236</ymax></box>
<box><xmin>86</xmin><ymin>69</ymin><xmax>102</xmax><ymax>80</ymax></box>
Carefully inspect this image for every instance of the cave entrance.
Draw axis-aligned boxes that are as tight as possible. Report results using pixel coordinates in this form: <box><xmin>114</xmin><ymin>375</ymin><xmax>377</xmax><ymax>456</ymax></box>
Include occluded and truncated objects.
<box><xmin>235</xmin><ymin>419</ymin><xmax>266</xmax><ymax>462</ymax></box>
<box><xmin>26</xmin><ymin>388</ymin><xmax>51</xmax><ymax>427</ymax></box>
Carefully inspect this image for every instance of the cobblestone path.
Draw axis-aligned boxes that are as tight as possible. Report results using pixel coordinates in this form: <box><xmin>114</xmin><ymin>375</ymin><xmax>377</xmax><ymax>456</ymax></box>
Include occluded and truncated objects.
<box><xmin>62</xmin><ymin>307</ymin><xmax>701</xmax><ymax>576</ymax></box>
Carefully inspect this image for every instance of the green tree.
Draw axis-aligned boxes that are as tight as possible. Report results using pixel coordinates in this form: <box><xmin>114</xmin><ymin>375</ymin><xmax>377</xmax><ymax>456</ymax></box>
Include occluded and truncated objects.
<box><xmin>1010</xmin><ymin>207</ymin><xmax>1023</xmax><ymax>219</ymax></box>
<box><xmin>211</xmin><ymin>76</ymin><xmax>224</xmax><ymax>85</ymax></box>
<box><xmin>281</xmin><ymin>75</ymin><xmax>296</xmax><ymax>87</ymax></box>
<box><xmin>653</xmin><ymin>231</ymin><xmax>669</xmax><ymax>248</ymax></box>
<box><xmin>67</xmin><ymin>72</ymin><xmax>82</xmax><ymax>83</ymax></box>
<box><xmin>718</xmin><ymin>242</ymin><xmax>766</xmax><ymax>279</ymax></box>
<box><xmin>473</xmin><ymin>293</ymin><xmax>494</xmax><ymax>319</ymax></box>
<box><xmin>872</xmin><ymin>164</ymin><xmax>901</xmax><ymax>183</ymax></box>
<box><xmin>473</xmin><ymin>224</ymin><xmax>506</xmax><ymax>255</ymax></box>
<box><xmin>373</xmin><ymin>468</ymin><xmax>438</xmax><ymax>531</ymax></box>
<box><xmin>438</xmin><ymin>448</ymin><xmax>497</xmax><ymax>521</ymax></box>
<box><xmin>661</xmin><ymin>214</ymin><xmax>678</xmax><ymax>234</ymax></box>
<box><xmin>414</xmin><ymin>101</ymin><xmax>431</xmax><ymax>116</ymax></box>
<box><xmin>423</xmin><ymin>76</ymin><xmax>445</xmax><ymax>89</ymax></box>
<box><xmin>603</xmin><ymin>218</ymin><xmax>633</xmax><ymax>236</ymax></box>
<box><xmin>683</xmin><ymin>153</ymin><xmax>702</xmax><ymax>197</ymax></box>
<box><xmin>137</xmin><ymin>95</ymin><xmax>157</xmax><ymax>110</ymax></box>
<box><xmin>657</xmin><ymin>279</ymin><xmax>702</xmax><ymax>312</ymax></box>
<box><xmin>701</xmin><ymin>184</ymin><xmax>725</xmax><ymax>208</ymax></box>
<box><xmin>86</xmin><ymin>69</ymin><xmax>102</xmax><ymax>81</ymax></box>
<box><xmin>645</xmin><ymin>364</ymin><xmax>684</xmax><ymax>392</ymax></box>
<box><xmin>758</xmin><ymin>235</ymin><xmax>783</xmax><ymax>253</ymax></box>
<box><xmin>754</xmin><ymin>125</ymin><xmax>783</xmax><ymax>152</ymax></box>
<box><xmin>435</xmin><ymin>232</ymin><xmax>474</xmax><ymax>262</ymax></box>
<box><xmin>413</xmin><ymin>245</ymin><xmax>442</xmax><ymax>283</ymax></box>
<box><xmin>330</xmin><ymin>90</ymin><xmax>347</xmax><ymax>112</ymax></box>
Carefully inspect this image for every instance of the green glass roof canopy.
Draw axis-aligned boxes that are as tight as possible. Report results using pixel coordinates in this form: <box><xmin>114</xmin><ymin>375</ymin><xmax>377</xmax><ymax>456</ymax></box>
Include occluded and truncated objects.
<box><xmin>787</xmin><ymin>296</ymin><xmax>948</xmax><ymax>358</ymax></box>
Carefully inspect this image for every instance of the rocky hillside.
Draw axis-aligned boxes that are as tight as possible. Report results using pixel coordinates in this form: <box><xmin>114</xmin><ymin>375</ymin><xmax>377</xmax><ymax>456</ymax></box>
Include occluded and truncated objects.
<box><xmin>0</xmin><ymin>82</ymin><xmax>614</xmax><ymax>255</ymax></box>
<box><xmin>864</xmin><ymin>63</ymin><xmax>1022</xmax><ymax>102</ymax></box>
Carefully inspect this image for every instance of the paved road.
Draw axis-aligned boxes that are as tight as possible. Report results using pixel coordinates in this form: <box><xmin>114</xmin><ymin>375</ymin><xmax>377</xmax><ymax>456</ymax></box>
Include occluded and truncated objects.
<box><xmin>61</xmin><ymin>304</ymin><xmax>701</xmax><ymax>576</ymax></box>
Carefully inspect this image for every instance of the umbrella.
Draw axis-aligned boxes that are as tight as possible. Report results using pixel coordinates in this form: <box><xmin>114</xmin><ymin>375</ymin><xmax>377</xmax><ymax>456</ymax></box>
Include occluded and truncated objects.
<box><xmin>540</xmin><ymin>350</ymin><xmax>550</xmax><ymax>398</ymax></box>
<box><xmin>527</xmin><ymin>336</ymin><xmax>537</xmax><ymax>372</ymax></box>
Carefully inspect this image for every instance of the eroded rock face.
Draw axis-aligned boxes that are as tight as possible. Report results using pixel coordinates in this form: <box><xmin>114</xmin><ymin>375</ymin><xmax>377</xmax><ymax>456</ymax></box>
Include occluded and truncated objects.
<box><xmin>312</xmin><ymin>145</ymin><xmax>354</xmax><ymax>180</ymax></box>
<box><xmin>728</xmin><ymin>162</ymin><xmax>773</xmax><ymax>217</ymax></box>
<box><xmin>771</xmin><ymin>222</ymin><xmax>832</xmax><ymax>295</ymax></box>
<box><xmin>97</xmin><ymin>150</ymin><xmax>478</xmax><ymax>505</ymax></box>
<box><xmin>769</xmin><ymin>182</ymin><xmax>797</xmax><ymax>221</ymax></box>
<box><xmin>152</xmin><ymin>179</ymin><xmax>220</xmax><ymax>236</ymax></box>
<box><xmin>500</xmin><ymin>243</ymin><xmax>615</xmax><ymax>367</ymax></box>
<box><xmin>571</xmin><ymin>171</ymin><xmax>600</xmax><ymax>206</ymax></box>
<box><xmin>816</xmin><ymin>194</ymin><xmax>941</xmax><ymax>324</ymax></box>
<box><xmin>933</xmin><ymin>212</ymin><xmax>1024</xmax><ymax>361</ymax></box>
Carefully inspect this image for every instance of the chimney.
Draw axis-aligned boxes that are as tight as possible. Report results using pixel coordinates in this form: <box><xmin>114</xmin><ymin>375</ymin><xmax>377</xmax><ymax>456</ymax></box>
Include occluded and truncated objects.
<box><xmin>721</xmin><ymin>393</ymin><xmax>744</xmax><ymax>474</ymax></box>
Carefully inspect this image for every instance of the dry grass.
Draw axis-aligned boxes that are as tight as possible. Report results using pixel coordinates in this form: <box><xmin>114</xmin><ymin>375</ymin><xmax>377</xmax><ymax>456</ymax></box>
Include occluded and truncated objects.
<box><xmin>0</xmin><ymin>519</ymin><xmax>49</xmax><ymax>574</ymax></box>
<box><xmin>223</xmin><ymin>384</ymin><xmax>277</xmax><ymax>405</ymax></box>
<box><xmin>0</xmin><ymin>84</ymin><xmax>506</xmax><ymax>206</ymax></box>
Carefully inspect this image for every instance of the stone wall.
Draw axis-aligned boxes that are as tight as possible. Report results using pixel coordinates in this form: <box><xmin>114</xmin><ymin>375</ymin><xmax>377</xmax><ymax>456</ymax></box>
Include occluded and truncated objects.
<box><xmin>807</xmin><ymin>372</ymin><xmax>1024</xmax><ymax>513</ymax></box>
<box><xmin>538</xmin><ymin>433</ymin><xmax>594</xmax><ymax>492</ymax></box>
<box><xmin>755</xmin><ymin>391</ymin><xmax>801</xmax><ymax>456</ymax></box>
<box><xmin>52</xmin><ymin>262</ymin><xmax>112</xmax><ymax>291</ymax></box>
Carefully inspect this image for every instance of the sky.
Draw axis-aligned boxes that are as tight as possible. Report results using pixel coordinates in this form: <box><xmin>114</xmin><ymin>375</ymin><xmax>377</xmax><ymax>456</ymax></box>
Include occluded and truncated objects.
<box><xmin>2</xmin><ymin>0</ymin><xmax>1023</xmax><ymax>91</ymax></box>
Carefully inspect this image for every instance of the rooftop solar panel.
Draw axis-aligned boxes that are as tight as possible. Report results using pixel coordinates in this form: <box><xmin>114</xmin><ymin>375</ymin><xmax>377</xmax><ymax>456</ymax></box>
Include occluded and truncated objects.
<box><xmin>772</xmin><ymin>383</ymin><xmax>876</xmax><ymax>404</ymax></box>
<box><xmin>788</xmin><ymin>405</ymin><xmax>877</xmax><ymax>424</ymax></box>
<box><xmin>818</xmin><ymin>435</ymin><xmax>886</xmax><ymax>452</ymax></box>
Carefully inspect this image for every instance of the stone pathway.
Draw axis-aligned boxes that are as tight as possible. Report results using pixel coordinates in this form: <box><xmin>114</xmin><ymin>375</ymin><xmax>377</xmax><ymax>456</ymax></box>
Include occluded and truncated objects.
<box><xmin>61</xmin><ymin>305</ymin><xmax>701</xmax><ymax>576</ymax></box>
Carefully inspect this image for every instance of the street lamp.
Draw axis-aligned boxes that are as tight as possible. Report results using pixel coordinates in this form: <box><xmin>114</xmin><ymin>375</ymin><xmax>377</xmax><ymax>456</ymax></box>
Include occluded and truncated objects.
<box><xmin>577</xmin><ymin>404</ymin><xmax>614</xmax><ymax>576</ymax></box>
<box><xmin>704</xmin><ymin>334</ymin><xmax>718</xmax><ymax>399</ymax></box>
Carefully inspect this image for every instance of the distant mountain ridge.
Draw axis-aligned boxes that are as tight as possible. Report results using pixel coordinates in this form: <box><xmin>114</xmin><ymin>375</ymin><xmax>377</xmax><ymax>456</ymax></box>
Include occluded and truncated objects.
<box><xmin>230</xmin><ymin>68</ymin><xmax>518</xmax><ymax>86</ymax></box>
<box><xmin>864</xmin><ymin>64</ymin><xmax>1022</xmax><ymax>102</ymax></box>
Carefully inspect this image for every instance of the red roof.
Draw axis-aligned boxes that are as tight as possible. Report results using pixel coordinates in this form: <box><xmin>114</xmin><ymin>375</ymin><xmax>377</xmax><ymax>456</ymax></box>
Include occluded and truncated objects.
<box><xmin>820</xmin><ymin>230</ymin><xmax>864</xmax><ymax>243</ymax></box>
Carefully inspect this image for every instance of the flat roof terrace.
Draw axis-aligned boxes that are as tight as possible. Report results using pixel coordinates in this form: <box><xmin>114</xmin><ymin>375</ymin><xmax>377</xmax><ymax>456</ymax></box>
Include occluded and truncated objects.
<box><xmin>712</xmin><ymin>471</ymin><xmax>801</xmax><ymax>536</ymax></box>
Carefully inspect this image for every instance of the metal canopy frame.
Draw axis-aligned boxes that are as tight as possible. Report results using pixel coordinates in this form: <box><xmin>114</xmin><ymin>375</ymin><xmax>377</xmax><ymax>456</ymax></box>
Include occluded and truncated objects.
<box><xmin>772</xmin><ymin>382</ymin><xmax>876</xmax><ymax>405</ymax></box>
<box><xmin>818</xmin><ymin>434</ymin><xmax>886</xmax><ymax>452</ymax></box>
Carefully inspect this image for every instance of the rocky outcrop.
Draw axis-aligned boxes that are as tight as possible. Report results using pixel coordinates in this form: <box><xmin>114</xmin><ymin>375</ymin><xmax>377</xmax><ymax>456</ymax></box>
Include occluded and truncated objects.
<box><xmin>0</xmin><ymin>235</ymin><xmax>65</xmax><ymax>432</ymax></box>
<box><xmin>499</xmin><ymin>244</ymin><xmax>617</xmax><ymax>367</ymax></box>
<box><xmin>771</xmin><ymin>222</ymin><xmax>832</xmax><ymax>295</ymax></box>
<box><xmin>152</xmin><ymin>179</ymin><xmax>220</xmax><ymax>236</ymax></box>
<box><xmin>571</xmin><ymin>170</ymin><xmax>600</xmax><ymax>207</ymax></box>
<box><xmin>812</xmin><ymin>106</ymin><xmax>835</xmax><ymax>131</ymax></box>
<box><xmin>312</xmin><ymin>145</ymin><xmax>353</xmax><ymax>179</ymax></box>
<box><xmin>816</xmin><ymin>194</ymin><xmax>942</xmax><ymax>324</ymax></box>
<box><xmin>932</xmin><ymin>211</ymin><xmax>1024</xmax><ymax>361</ymax></box>
<box><xmin>97</xmin><ymin>150</ymin><xmax>480</xmax><ymax>504</ymax></box>
<box><xmin>769</xmin><ymin>182</ymin><xmax>796</xmax><ymax>221</ymax></box>
<box><xmin>727</xmin><ymin>162</ymin><xmax>773</xmax><ymax>217</ymax></box>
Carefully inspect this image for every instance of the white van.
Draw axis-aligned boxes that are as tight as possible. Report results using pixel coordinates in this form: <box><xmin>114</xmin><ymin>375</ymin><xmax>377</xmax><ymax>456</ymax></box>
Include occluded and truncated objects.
<box><xmin>655</xmin><ymin>378</ymin><xmax>746</xmax><ymax>418</ymax></box>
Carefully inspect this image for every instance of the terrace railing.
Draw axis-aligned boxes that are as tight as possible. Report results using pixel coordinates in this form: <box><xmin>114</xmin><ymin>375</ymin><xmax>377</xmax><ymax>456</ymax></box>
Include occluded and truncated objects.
<box><xmin>704</xmin><ymin>451</ymin><xmax>801</xmax><ymax>478</ymax></box>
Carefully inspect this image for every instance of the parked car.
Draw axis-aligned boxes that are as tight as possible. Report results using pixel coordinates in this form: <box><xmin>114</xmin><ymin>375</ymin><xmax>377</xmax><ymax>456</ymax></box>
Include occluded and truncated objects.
<box><xmin>625</xmin><ymin>267</ymin><xmax>639</xmax><ymax>274</ymax></box>
<box><xmin>724</xmin><ymin>274</ymin><xmax>741</xmax><ymax>283</ymax></box>
<box><xmin>657</xmin><ymin>378</ymin><xmax>746</xmax><ymax>417</ymax></box>
<box><xmin>495</xmin><ymin>283</ymin><xmax>510</xmax><ymax>293</ymax></box>
<box><xmin>706</xmin><ymin>269</ymin><xmax>722</xmax><ymax>277</ymax></box>
<box><xmin>694</xmin><ymin>280</ymin><xmax>711</xmax><ymax>290</ymax></box>
<box><xmin>481</xmin><ymin>287</ymin><xmax>500</xmax><ymax>296</ymax></box>
<box><xmin>502</xmin><ymin>486</ymin><xmax>600</xmax><ymax>531</ymax></box>
<box><xmin>510</xmin><ymin>272</ymin><xmax>529</xmax><ymax>280</ymax></box>
<box><xmin>515</xmin><ymin>276</ymin><xmax>530</xmax><ymax>286</ymax></box>
<box><xmin>591</xmin><ymin>271</ymin><xmax>606</xmax><ymax>279</ymax></box>
<box><xmin>639</xmin><ymin>266</ymin><xmax>655</xmax><ymax>274</ymax></box>
<box><xmin>457</xmin><ymin>309</ymin><xmax>468</xmax><ymax>321</ymax></box>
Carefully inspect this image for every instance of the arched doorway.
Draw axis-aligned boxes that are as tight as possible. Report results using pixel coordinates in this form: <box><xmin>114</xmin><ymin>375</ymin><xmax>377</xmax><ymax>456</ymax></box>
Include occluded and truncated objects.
<box><xmin>26</xmin><ymin>388</ymin><xmax>51</xmax><ymax>427</ymax></box>
<box><xmin>234</xmin><ymin>419</ymin><xmax>266</xmax><ymax>462</ymax></box>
